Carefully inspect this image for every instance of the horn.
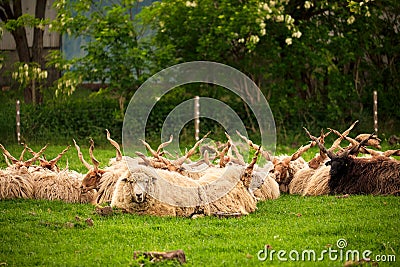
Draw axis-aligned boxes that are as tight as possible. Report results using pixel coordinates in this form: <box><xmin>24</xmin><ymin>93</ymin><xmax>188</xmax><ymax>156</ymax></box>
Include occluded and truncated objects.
<box><xmin>106</xmin><ymin>129</ymin><xmax>122</xmax><ymax>161</ymax></box>
<box><xmin>0</xmin><ymin>144</ymin><xmax>19</xmax><ymax>164</ymax></box>
<box><xmin>24</xmin><ymin>144</ymin><xmax>48</xmax><ymax>166</ymax></box>
<box><xmin>173</xmin><ymin>132</ymin><xmax>210</xmax><ymax>166</ymax></box>
<box><xmin>236</xmin><ymin>130</ymin><xmax>272</xmax><ymax>161</ymax></box>
<box><xmin>48</xmin><ymin>145</ymin><xmax>71</xmax><ymax>168</ymax></box>
<box><xmin>140</xmin><ymin>139</ymin><xmax>159</xmax><ymax>158</ymax></box>
<box><xmin>19</xmin><ymin>144</ymin><xmax>27</xmax><ymax>161</ymax></box>
<box><xmin>241</xmin><ymin>147</ymin><xmax>261</xmax><ymax>189</ymax></box>
<box><xmin>89</xmin><ymin>138</ymin><xmax>100</xmax><ymax>171</ymax></box>
<box><xmin>345</xmin><ymin>132</ymin><xmax>375</xmax><ymax>157</ymax></box>
<box><xmin>156</xmin><ymin>135</ymin><xmax>173</xmax><ymax>155</ymax></box>
<box><xmin>225</xmin><ymin>132</ymin><xmax>245</xmax><ymax>165</ymax></box>
<box><xmin>304</xmin><ymin>127</ymin><xmax>336</xmax><ymax>159</ymax></box>
<box><xmin>3</xmin><ymin>153</ymin><xmax>11</xmax><ymax>167</ymax></box>
<box><xmin>73</xmin><ymin>139</ymin><xmax>92</xmax><ymax>170</ymax></box>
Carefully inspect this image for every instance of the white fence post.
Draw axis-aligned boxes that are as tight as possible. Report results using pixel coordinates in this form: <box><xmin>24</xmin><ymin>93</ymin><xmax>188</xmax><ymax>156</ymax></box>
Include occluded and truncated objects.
<box><xmin>16</xmin><ymin>99</ymin><xmax>21</xmax><ymax>143</ymax></box>
<box><xmin>373</xmin><ymin>91</ymin><xmax>378</xmax><ymax>135</ymax></box>
<box><xmin>194</xmin><ymin>96</ymin><xmax>200</xmax><ymax>141</ymax></box>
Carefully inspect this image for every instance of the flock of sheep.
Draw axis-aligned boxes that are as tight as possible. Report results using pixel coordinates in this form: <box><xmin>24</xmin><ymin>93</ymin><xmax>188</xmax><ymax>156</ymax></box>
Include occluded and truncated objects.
<box><xmin>1</xmin><ymin>121</ymin><xmax>399</xmax><ymax>218</ymax></box>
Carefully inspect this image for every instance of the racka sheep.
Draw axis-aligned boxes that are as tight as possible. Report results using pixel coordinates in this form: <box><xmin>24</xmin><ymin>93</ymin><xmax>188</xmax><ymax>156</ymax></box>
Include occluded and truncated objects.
<box><xmin>305</xmin><ymin>129</ymin><xmax>400</xmax><ymax>195</ymax></box>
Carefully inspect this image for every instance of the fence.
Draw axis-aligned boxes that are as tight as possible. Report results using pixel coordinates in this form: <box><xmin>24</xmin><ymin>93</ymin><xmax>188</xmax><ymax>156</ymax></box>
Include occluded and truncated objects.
<box><xmin>0</xmin><ymin>92</ymin><xmax>397</xmax><ymax>147</ymax></box>
<box><xmin>0</xmin><ymin>98</ymin><xmax>122</xmax><ymax>146</ymax></box>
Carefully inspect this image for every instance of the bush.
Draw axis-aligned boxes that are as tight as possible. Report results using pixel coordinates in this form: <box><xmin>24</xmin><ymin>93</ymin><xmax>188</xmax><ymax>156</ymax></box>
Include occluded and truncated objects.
<box><xmin>16</xmin><ymin>94</ymin><xmax>121</xmax><ymax>145</ymax></box>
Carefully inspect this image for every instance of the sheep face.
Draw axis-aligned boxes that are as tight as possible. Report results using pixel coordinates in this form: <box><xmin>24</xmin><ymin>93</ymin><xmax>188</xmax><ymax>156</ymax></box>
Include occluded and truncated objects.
<box><xmin>250</xmin><ymin>172</ymin><xmax>266</xmax><ymax>191</ymax></box>
<box><xmin>325</xmin><ymin>156</ymin><xmax>350</xmax><ymax>191</ymax></box>
<box><xmin>272</xmin><ymin>162</ymin><xmax>290</xmax><ymax>185</ymax></box>
<box><xmin>81</xmin><ymin>170</ymin><xmax>105</xmax><ymax>192</ymax></box>
<box><xmin>121</xmin><ymin>172</ymin><xmax>156</xmax><ymax>204</ymax></box>
<box><xmin>325</xmin><ymin>157</ymin><xmax>349</xmax><ymax>178</ymax></box>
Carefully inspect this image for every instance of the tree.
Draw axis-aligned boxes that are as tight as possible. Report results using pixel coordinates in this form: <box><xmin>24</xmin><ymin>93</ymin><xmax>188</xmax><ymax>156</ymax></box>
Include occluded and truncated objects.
<box><xmin>0</xmin><ymin>0</ymin><xmax>49</xmax><ymax>104</ymax></box>
<box><xmin>50</xmin><ymin>0</ymin><xmax>171</xmax><ymax>114</ymax></box>
<box><xmin>142</xmin><ymin>0</ymin><xmax>399</xmax><ymax>135</ymax></box>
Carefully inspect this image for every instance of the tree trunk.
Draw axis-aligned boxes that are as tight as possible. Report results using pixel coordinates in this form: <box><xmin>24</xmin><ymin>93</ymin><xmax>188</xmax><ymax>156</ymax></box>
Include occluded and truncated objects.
<box><xmin>31</xmin><ymin>0</ymin><xmax>47</xmax><ymax>104</ymax></box>
<box><xmin>1</xmin><ymin>0</ymin><xmax>47</xmax><ymax>104</ymax></box>
<box><xmin>11</xmin><ymin>28</ymin><xmax>30</xmax><ymax>63</ymax></box>
<box><xmin>6</xmin><ymin>0</ymin><xmax>31</xmax><ymax>103</ymax></box>
<box><xmin>6</xmin><ymin>0</ymin><xmax>30</xmax><ymax>63</ymax></box>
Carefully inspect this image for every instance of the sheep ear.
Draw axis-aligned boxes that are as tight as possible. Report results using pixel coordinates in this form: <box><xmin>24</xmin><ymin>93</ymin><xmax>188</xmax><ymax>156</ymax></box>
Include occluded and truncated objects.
<box><xmin>325</xmin><ymin>161</ymin><xmax>332</xmax><ymax>166</ymax></box>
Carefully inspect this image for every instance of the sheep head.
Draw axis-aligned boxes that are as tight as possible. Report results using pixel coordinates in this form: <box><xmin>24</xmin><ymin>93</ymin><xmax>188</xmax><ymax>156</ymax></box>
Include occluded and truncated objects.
<box><xmin>304</xmin><ymin>127</ymin><xmax>375</xmax><ymax>179</ymax></box>
<box><xmin>120</xmin><ymin>170</ymin><xmax>156</xmax><ymax>203</ymax></box>
<box><xmin>81</xmin><ymin>169</ymin><xmax>106</xmax><ymax>192</ymax></box>
<box><xmin>74</xmin><ymin>138</ymin><xmax>106</xmax><ymax>193</ymax></box>
<box><xmin>272</xmin><ymin>142</ymin><xmax>313</xmax><ymax>186</ymax></box>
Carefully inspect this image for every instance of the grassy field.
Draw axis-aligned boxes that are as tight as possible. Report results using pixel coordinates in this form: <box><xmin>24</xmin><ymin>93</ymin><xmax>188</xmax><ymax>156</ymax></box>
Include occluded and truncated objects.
<box><xmin>1</xmin><ymin>195</ymin><xmax>399</xmax><ymax>266</ymax></box>
<box><xmin>0</xmin><ymin>143</ymin><xmax>399</xmax><ymax>266</ymax></box>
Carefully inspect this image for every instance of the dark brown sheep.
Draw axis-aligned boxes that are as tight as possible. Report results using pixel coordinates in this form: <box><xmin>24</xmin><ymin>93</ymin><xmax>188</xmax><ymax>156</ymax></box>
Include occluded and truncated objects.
<box><xmin>305</xmin><ymin>129</ymin><xmax>400</xmax><ymax>195</ymax></box>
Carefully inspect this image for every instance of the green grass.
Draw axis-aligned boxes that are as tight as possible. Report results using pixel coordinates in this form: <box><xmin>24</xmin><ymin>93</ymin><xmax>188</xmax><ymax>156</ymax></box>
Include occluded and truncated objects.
<box><xmin>0</xmin><ymin>196</ymin><xmax>399</xmax><ymax>266</ymax></box>
<box><xmin>0</xmin><ymin>143</ymin><xmax>399</xmax><ymax>266</ymax></box>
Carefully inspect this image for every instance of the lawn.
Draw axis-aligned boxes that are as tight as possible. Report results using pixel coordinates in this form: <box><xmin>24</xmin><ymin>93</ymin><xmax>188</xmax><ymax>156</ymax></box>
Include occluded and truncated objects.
<box><xmin>1</xmin><ymin>195</ymin><xmax>399</xmax><ymax>266</ymax></box>
<box><xmin>0</xmin><ymin>143</ymin><xmax>399</xmax><ymax>266</ymax></box>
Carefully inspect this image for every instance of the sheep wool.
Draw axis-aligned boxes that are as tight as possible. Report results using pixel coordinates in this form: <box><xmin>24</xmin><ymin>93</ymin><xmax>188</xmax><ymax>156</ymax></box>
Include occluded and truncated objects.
<box><xmin>32</xmin><ymin>169</ymin><xmax>93</xmax><ymax>203</ymax></box>
<box><xmin>302</xmin><ymin>165</ymin><xmax>331</xmax><ymax>196</ymax></box>
<box><xmin>253</xmin><ymin>174</ymin><xmax>281</xmax><ymax>201</ymax></box>
<box><xmin>0</xmin><ymin>168</ymin><xmax>34</xmax><ymax>200</ymax></box>
<box><xmin>288</xmin><ymin>168</ymin><xmax>316</xmax><ymax>195</ymax></box>
<box><xmin>111</xmin><ymin>164</ymin><xmax>259</xmax><ymax>217</ymax></box>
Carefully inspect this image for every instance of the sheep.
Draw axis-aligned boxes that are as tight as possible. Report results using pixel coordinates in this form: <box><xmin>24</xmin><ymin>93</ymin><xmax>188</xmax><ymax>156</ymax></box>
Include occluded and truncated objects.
<box><xmin>305</xmin><ymin>129</ymin><xmax>400</xmax><ymax>195</ymax></box>
<box><xmin>301</xmin><ymin>165</ymin><xmax>331</xmax><ymax>196</ymax></box>
<box><xmin>111</xmin><ymin>152</ymin><xmax>263</xmax><ymax>217</ymax></box>
<box><xmin>75</xmin><ymin>138</ymin><xmax>130</xmax><ymax>205</ymax></box>
<box><xmin>111</xmin><ymin>165</ymin><xmax>210</xmax><ymax>217</ymax></box>
<box><xmin>0</xmin><ymin>143</ymin><xmax>94</xmax><ymax>203</ymax></box>
<box><xmin>31</xmin><ymin>168</ymin><xmax>84</xmax><ymax>203</ymax></box>
<box><xmin>251</xmin><ymin>171</ymin><xmax>280</xmax><ymax>201</ymax></box>
<box><xmin>76</xmin><ymin>131</ymin><xmax>143</xmax><ymax>204</ymax></box>
<box><xmin>288</xmin><ymin>167</ymin><xmax>316</xmax><ymax>195</ymax></box>
<box><xmin>0</xmin><ymin>144</ymin><xmax>45</xmax><ymax>200</ymax></box>
<box><xmin>221</xmin><ymin>132</ymin><xmax>280</xmax><ymax>201</ymax></box>
<box><xmin>236</xmin><ymin>131</ymin><xmax>311</xmax><ymax>193</ymax></box>
<box><xmin>110</xmin><ymin>130</ymin><xmax>283</xmax><ymax>217</ymax></box>
<box><xmin>24</xmin><ymin>145</ymin><xmax>96</xmax><ymax>203</ymax></box>
<box><xmin>141</xmin><ymin>132</ymin><xmax>280</xmax><ymax>202</ymax></box>
<box><xmin>78</xmin><ymin>131</ymin><xmax>212</xmax><ymax>205</ymax></box>
<box><xmin>0</xmin><ymin>167</ymin><xmax>34</xmax><ymax>199</ymax></box>
<box><xmin>288</xmin><ymin>121</ymin><xmax>360</xmax><ymax>195</ymax></box>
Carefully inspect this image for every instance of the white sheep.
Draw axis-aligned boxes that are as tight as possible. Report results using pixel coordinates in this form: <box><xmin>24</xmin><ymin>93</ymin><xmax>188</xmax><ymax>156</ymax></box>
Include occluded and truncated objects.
<box><xmin>0</xmin><ymin>143</ymin><xmax>95</xmax><ymax>203</ymax></box>
<box><xmin>111</xmin><ymin>163</ymin><xmax>259</xmax><ymax>217</ymax></box>
<box><xmin>75</xmin><ymin>135</ymin><xmax>143</xmax><ymax>205</ymax></box>
<box><xmin>31</xmin><ymin>167</ymin><xmax>94</xmax><ymax>203</ymax></box>
<box><xmin>0</xmin><ymin>166</ymin><xmax>35</xmax><ymax>200</ymax></box>
<box><xmin>301</xmin><ymin>165</ymin><xmax>331</xmax><ymax>196</ymax></box>
<box><xmin>252</xmin><ymin>171</ymin><xmax>280</xmax><ymax>201</ymax></box>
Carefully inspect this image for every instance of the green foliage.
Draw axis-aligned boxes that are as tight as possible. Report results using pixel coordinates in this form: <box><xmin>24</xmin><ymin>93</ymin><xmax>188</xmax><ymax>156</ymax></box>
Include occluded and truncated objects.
<box><xmin>2</xmin><ymin>0</ymin><xmax>399</xmax><ymax>145</ymax></box>
<box><xmin>2</xmin><ymin>13</ymin><xmax>49</xmax><ymax>32</ymax></box>
<box><xmin>50</xmin><ymin>0</ymin><xmax>169</xmax><ymax>104</ymax></box>
<box><xmin>141</xmin><ymin>0</ymin><xmax>400</xmax><ymax>136</ymax></box>
<box><xmin>16</xmin><ymin>91</ymin><xmax>122</xmax><ymax>145</ymax></box>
